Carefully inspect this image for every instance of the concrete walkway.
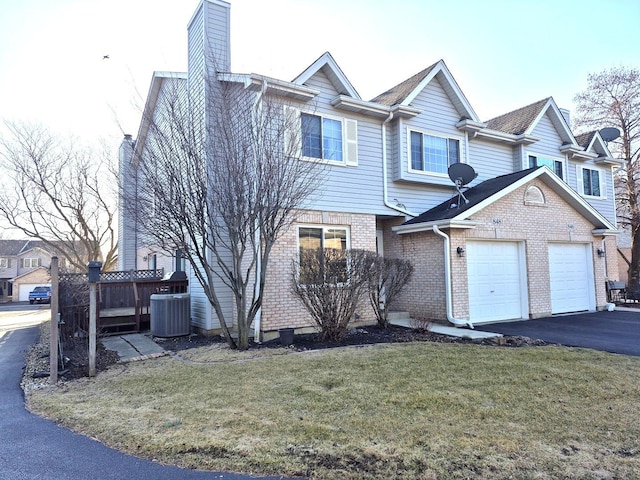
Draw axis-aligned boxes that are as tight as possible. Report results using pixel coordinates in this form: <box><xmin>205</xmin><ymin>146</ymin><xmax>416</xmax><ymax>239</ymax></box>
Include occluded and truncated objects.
<box><xmin>390</xmin><ymin>318</ymin><xmax>502</xmax><ymax>340</ymax></box>
<box><xmin>101</xmin><ymin>333</ymin><xmax>168</xmax><ymax>362</ymax></box>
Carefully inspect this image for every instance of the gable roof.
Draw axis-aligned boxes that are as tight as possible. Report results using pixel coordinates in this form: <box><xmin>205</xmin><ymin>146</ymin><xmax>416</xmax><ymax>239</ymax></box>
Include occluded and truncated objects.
<box><xmin>293</xmin><ymin>52</ymin><xmax>360</xmax><ymax>99</ymax></box>
<box><xmin>370</xmin><ymin>59</ymin><xmax>479</xmax><ymax>121</ymax></box>
<box><xmin>484</xmin><ymin>97</ymin><xmax>576</xmax><ymax>146</ymax></box>
<box><xmin>0</xmin><ymin>240</ymin><xmax>43</xmax><ymax>257</ymax></box>
<box><xmin>371</xmin><ymin>62</ymin><xmax>439</xmax><ymax>106</ymax></box>
<box><xmin>575</xmin><ymin>131</ymin><xmax>597</xmax><ymax>149</ymax></box>
<box><xmin>485</xmin><ymin>98</ymin><xmax>550</xmax><ymax>135</ymax></box>
<box><xmin>394</xmin><ymin>167</ymin><xmax>617</xmax><ymax>234</ymax></box>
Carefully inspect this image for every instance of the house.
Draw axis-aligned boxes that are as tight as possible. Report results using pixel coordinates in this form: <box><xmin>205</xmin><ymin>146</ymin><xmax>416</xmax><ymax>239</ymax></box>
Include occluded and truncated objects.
<box><xmin>0</xmin><ymin>240</ymin><xmax>55</xmax><ymax>302</ymax></box>
<box><xmin>119</xmin><ymin>0</ymin><xmax>620</xmax><ymax>339</ymax></box>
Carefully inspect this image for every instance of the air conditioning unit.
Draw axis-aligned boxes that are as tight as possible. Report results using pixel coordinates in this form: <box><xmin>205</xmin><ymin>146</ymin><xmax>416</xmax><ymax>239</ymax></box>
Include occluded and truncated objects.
<box><xmin>150</xmin><ymin>293</ymin><xmax>191</xmax><ymax>337</ymax></box>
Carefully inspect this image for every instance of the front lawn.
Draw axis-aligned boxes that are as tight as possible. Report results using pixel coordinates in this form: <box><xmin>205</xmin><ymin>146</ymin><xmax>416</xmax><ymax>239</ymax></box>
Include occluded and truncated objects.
<box><xmin>28</xmin><ymin>342</ymin><xmax>640</xmax><ymax>479</ymax></box>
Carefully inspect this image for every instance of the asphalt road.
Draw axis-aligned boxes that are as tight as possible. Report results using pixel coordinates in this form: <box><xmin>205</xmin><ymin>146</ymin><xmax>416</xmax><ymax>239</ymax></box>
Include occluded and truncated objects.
<box><xmin>0</xmin><ymin>309</ymin><xmax>298</xmax><ymax>480</ymax></box>
<box><xmin>485</xmin><ymin>309</ymin><xmax>640</xmax><ymax>356</ymax></box>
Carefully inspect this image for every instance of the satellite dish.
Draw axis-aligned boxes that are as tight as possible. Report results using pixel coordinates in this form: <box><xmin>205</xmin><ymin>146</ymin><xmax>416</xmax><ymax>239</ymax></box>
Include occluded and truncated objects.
<box><xmin>448</xmin><ymin>163</ymin><xmax>477</xmax><ymax>207</ymax></box>
<box><xmin>600</xmin><ymin>127</ymin><xmax>620</xmax><ymax>143</ymax></box>
<box><xmin>448</xmin><ymin>163</ymin><xmax>477</xmax><ymax>187</ymax></box>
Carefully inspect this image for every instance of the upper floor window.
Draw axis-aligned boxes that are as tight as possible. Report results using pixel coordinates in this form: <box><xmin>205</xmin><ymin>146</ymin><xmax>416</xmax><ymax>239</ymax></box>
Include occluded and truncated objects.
<box><xmin>21</xmin><ymin>258</ymin><xmax>40</xmax><ymax>268</ymax></box>
<box><xmin>529</xmin><ymin>155</ymin><xmax>563</xmax><ymax>179</ymax></box>
<box><xmin>298</xmin><ymin>112</ymin><xmax>358</xmax><ymax>166</ymax></box>
<box><xmin>0</xmin><ymin>258</ymin><xmax>8</xmax><ymax>269</ymax></box>
<box><xmin>302</xmin><ymin>113</ymin><xmax>342</xmax><ymax>161</ymax></box>
<box><xmin>410</xmin><ymin>131</ymin><xmax>460</xmax><ymax>175</ymax></box>
<box><xmin>578</xmin><ymin>166</ymin><xmax>604</xmax><ymax>198</ymax></box>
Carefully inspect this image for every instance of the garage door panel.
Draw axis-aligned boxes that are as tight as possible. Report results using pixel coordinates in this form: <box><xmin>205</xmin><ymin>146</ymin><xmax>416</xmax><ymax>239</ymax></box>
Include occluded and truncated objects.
<box><xmin>467</xmin><ymin>241</ymin><xmax>525</xmax><ymax>323</ymax></box>
<box><xmin>548</xmin><ymin>244</ymin><xmax>593</xmax><ymax>314</ymax></box>
<box><xmin>18</xmin><ymin>284</ymin><xmax>42</xmax><ymax>302</ymax></box>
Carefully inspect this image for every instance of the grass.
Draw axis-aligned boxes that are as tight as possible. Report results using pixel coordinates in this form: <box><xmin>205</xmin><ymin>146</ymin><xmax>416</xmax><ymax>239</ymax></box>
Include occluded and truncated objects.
<box><xmin>28</xmin><ymin>342</ymin><xmax>640</xmax><ymax>479</ymax></box>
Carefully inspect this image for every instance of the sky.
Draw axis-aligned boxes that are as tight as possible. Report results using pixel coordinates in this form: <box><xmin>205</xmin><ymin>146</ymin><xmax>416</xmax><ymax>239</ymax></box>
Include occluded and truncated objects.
<box><xmin>0</xmin><ymin>0</ymin><xmax>639</xmax><ymax>149</ymax></box>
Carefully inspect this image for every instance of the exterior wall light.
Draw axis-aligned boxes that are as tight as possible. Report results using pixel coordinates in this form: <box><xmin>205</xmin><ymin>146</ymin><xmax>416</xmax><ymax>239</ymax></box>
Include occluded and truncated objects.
<box><xmin>456</xmin><ymin>246</ymin><xmax>465</xmax><ymax>257</ymax></box>
<box><xmin>597</xmin><ymin>248</ymin><xmax>606</xmax><ymax>258</ymax></box>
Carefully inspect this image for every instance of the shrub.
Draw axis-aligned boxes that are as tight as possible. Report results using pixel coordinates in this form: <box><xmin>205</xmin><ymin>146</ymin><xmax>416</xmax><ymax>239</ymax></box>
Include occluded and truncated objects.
<box><xmin>292</xmin><ymin>248</ymin><xmax>372</xmax><ymax>341</ymax></box>
<box><xmin>366</xmin><ymin>255</ymin><xmax>414</xmax><ymax>328</ymax></box>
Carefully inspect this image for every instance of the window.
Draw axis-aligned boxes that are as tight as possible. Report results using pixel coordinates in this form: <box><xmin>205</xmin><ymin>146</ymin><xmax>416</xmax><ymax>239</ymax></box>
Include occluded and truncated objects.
<box><xmin>301</xmin><ymin>113</ymin><xmax>343</xmax><ymax>161</ymax></box>
<box><xmin>580</xmin><ymin>167</ymin><xmax>603</xmax><ymax>197</ymax></box>
<box><xmin>0</xmin><ymin>258</ymin><xmax>8</xmax><ymax>269</ymax></box>
<box><xmin>529</xmin><ymin>155</ymin><xmax>563</xmax><ymax>179</ymax></box>
<box><xmin>298</xmin><ymin>226</ymin><xmax>349</xmax><ymax>284</ymax></box>
<box><xmin>21</xmin><ymin>258</ymin><xmax>39</xmax><ymax>268</ymax></box>
<box><xmin>410</xmin><ymin>131</ymin><xmax>460</xmax><ymax>174</ymax></box>
<box><xmin>294</xmin><ymin>110</ymin><xmax>357</xmax><ymax>166</ymax></box>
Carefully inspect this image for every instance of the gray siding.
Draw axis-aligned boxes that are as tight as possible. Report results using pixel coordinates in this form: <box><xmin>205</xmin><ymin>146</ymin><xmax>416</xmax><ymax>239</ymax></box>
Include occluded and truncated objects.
<box><xmin>118</xmin><ymin>137</ymin><xmax>137</xmax><ymax>270</ymax></box>
<box><xmin>203</xmin><ymin>0</ymin><xmax>230</xmax><ymax>73</ymax></box>
<box><xmin>467</xmin><ymin>138</ymin><xmax>514</xmax><ymax>182</ymax></box>
<box><xmin>297</xmin><ymin>70</ymin><xmax>386</xmax><ymax>214</ymax></box>
<box><xmin>393</xmin><ymin>78</ymin><xmax>467</xmax><ymax>186</ymax></box>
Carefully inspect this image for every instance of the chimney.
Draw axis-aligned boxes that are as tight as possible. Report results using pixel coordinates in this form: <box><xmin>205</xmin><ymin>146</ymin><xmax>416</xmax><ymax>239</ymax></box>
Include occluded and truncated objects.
<box><xmin>188</xmin><ymin>0</ymin><xmax>231</xmax><ymax>75</ymax></box>
<box><xmin>559</xmin><ymin>108</ymin><xmax>571</xmax><ymax>128</ymax></box>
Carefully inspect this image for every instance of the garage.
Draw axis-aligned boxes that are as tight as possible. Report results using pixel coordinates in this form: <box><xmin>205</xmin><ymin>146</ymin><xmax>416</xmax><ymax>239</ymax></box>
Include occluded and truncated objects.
<box><xmin>548</xmin><ymin>243</ymin><xmax>594</xmax><ymax>314</ymax></box>
<box><xmin>466</xmin><ymin>241</ymin><xmax>527</xmax><ymax>323</ymax></box>
<box><xmin>18</xmin><ymin>284</ymin><xmax>45</xmax><ymax>302</ymax></box>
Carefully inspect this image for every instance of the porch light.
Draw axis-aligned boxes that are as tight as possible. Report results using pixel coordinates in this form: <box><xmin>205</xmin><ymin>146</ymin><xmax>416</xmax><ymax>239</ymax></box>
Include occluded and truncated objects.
<box><xmin>456</xmin><ymin>246</ymin><xmax>465</xmax><ymax>257</ymax></box>
<box><xmin>597</xmin><ymin>248</ymin><xmax>606</xmax><ymax>258</ymax></box>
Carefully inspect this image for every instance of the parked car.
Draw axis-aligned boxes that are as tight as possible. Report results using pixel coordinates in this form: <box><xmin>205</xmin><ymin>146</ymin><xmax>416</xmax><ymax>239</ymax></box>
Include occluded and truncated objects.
<box><xmin>28</xmin><ymin>286</ymin><xmax>51</xmax><ymax>304</ymax></box>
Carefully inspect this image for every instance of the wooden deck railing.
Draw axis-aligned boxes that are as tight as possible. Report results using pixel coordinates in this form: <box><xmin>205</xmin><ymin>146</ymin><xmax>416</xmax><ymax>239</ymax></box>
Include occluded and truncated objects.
<box><xmin>58</xmin><ymin>269</ymin><xmax>187</xmax><ymax>338</ymax></box>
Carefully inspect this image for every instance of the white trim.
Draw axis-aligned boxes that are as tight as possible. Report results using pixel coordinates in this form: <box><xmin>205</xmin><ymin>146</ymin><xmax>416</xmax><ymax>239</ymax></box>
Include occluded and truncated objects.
<box><xmin>293</xmin><ymin>52</ymin><xmax>361</xmax><ymax>99</ymax></box>
<box><xmin>299</xmin><ymin>110</ymin><xmax>357</xmax><ymax>167</ymax></box>
<box><xmin>526</xmin><ymin>151</ymin><xmax>566</xmax><ymax>179</ymax></box>
<box><xmin>402</xmin><ymin>60</ymin><xmax>480</xmax><ymax>122</ymax></box>
<box><xmin>393</xmin><ymin>168</ymin><xmax>617</xmax><ymax>234</ymax></box>
<box><xmin>297</xmin><ymin>224</ymin><xmax>351</xmax><ymax>250</ymax></box>
<box><xmin>576</xmin><ymin>164</ymin><xmax>606</xmax><ymax>200</ymax></box>
<box><xmin>406</xmin><ymin>127</ymin><xmax>464</xmax><ymax>177</ymax></box>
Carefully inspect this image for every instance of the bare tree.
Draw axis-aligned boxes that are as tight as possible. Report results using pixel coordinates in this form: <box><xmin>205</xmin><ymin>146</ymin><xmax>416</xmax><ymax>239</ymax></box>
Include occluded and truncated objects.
<box><xmin>0</xmin><ymin>122</ymin><xmax>118</xmax><ymax>271</ymax></box>
<box><xmin>574</xmin><ymin>66</ymin><xmax>640</xmax><ymax>282</ymax></box>
<box><xmin>292</xmin><ymin>248</ymin><xmax>373</xmax><ymax>341</ymax></box>
<box><xmin>130</xmin><ymin>76</ymin><xmax>323</xmax><ymax>350</ymax></box>
<box><xmin>366</xmin><ymin>255</ymin><xmax>414</xmax><ymax>328</ymax></box>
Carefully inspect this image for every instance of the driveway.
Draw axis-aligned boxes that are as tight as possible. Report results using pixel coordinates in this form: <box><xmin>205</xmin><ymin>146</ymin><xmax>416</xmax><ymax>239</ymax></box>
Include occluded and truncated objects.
<box><xmin>484</xmin><ymin>309</ymin><xmax>640</xmax><ymax>356</ymax></box>
<box><xmin>0</xmin><ymin>312</ymin><xmax>298</xmax><ymax>480</ymax></box>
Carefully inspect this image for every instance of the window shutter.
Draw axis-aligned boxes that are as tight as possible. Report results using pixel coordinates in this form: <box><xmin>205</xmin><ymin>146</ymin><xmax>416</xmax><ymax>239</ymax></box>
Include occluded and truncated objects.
<box><xmin>38</xmin><ymin>258</ymin><xmax>42</xmax><ymax>267</ymax></box>
<box><xmin>344</xmin><ymin>119</ymin><xmax>358</xmax><ymax>166</ymax></box>
<box><xmin>284</xmin><ymin>106</ymin><xmax>301</xmax><ymax>158</ymax></box>
<box><xmin>576</xmin><ymin>165</ymin><xmax>584</xmax><ymax>195</ymax></box>
<box><xmin>598</xmin><ymin>170</ymin><xmax>606</xmax><ymax>199</ymax></box>
<box><xmin>20</xmin><ymin>258</ymin><xmax>24</xmax><ymax>268</ymax></box>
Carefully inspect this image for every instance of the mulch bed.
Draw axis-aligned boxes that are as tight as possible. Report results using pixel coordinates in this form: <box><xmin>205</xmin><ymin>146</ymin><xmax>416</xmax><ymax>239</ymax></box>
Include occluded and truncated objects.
<box><xmin>27</xmin><ymin>324</ymin><xmax>549</xmax><ymax>386</ymax></box>
<box><xmin>155</xmin><ymin>324</ymin><xmax>548</xmax><ymax>353</ymax></box>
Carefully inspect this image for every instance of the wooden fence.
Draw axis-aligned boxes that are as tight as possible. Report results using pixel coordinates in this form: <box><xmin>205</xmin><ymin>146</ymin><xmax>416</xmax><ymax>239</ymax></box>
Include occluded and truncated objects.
<box><xmin>58</xmin><ymin>269</ymin><xmax>188</xmax><ymax>338</ymax></box>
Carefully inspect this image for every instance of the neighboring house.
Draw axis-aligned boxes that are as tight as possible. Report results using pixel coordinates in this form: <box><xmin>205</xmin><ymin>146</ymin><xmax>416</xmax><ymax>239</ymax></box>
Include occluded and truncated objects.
<box><xmin>119</xmin><ymin>0</ymin><xmax>620</xmax><ymax>339</ymax></box>
<box><xmin>0</xmin><ymin>240</ymin><xmax>56</xmax><ymax>302</ymax></box>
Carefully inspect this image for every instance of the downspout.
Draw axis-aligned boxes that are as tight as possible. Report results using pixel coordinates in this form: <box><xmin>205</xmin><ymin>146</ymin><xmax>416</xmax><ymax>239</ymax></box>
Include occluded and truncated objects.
<box><xmin>432</xmin><ymin>225</ymin><xmax>474</xmax><ymax>329</ymax></box>
<box><xmin>382</xmin><ymin>112</ymin><xmax>416</xmax><ymax>217</ymax></box>
<box><xmin>252</xmin><ymin>79</ymin><xmax>268</xmax><ymax>342</ymax></box>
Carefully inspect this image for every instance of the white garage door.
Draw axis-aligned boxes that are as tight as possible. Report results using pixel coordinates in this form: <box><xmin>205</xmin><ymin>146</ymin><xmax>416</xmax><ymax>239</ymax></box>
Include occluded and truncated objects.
<box><xmin>18</xmin><ymin>284</ymin><xmax>44</xmax><ymax>301</ymax></box>
<box><xmin>548</xmin><ymin>243</ymin><xmax>594</xmax><ymax>314</ymax></box>
<box><xmin>467</xmin><ymin>241</ymin><xmax>526</xmax><ymax>323</ymax></box>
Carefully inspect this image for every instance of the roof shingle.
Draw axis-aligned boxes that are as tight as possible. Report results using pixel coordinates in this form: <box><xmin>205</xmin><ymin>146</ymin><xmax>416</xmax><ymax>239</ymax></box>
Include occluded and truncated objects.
<box><xmin>484</xmin><ymin>98</ymin><xmax>551</xmax><ymax>135</ymax></box>
<box><xmin>404</xmin><ymin>167</ymin><xmax>541</xmax><ymax>224</ymax></box>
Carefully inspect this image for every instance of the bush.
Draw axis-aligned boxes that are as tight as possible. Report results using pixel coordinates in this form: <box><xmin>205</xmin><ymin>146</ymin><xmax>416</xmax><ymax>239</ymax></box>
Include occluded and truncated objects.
<box><xmin>292</xmin><ymin>248</ymin><xmax>371</xmax><ymax>341</ymax></box>
<box><xmin>366</xmin><ymin>255</ymin><xmax>414</xmax><ymax>328</ymax></box>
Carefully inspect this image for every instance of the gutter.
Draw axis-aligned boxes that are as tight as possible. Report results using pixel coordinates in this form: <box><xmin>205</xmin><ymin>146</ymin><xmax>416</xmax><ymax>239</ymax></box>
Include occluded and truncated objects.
<box><xmin>432</xmin><ymin>225</ymin><xmax>474</xmax><ymax>329</ymax></box>
<box><xmin>381</xmin><ymin>112</ymin><xmax>417</xmax><ymax>217</ymax></box>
